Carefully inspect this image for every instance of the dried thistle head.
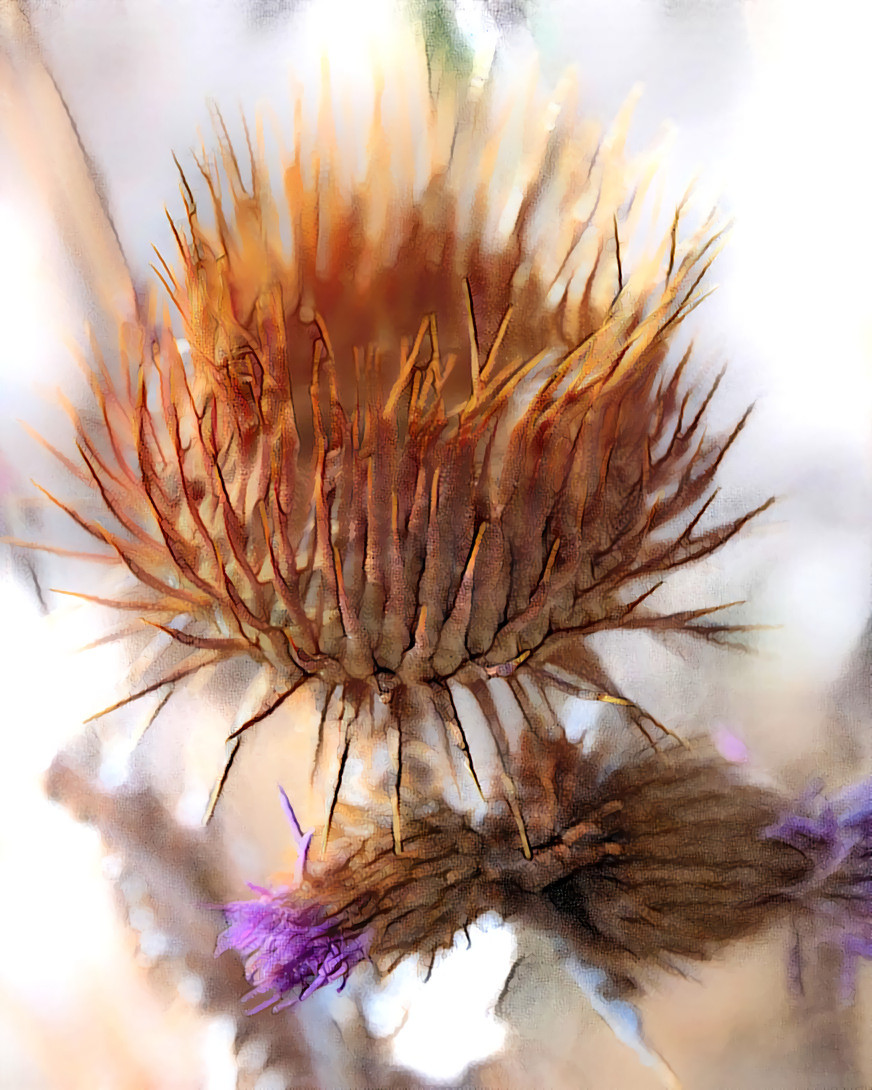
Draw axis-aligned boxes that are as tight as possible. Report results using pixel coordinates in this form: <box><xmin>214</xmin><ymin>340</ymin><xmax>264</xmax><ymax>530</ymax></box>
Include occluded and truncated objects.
<box><xmin>38</xmin><ymin>42</ymin><xmax>771</xmax><ymax>840</ymax></box>
<box><xmin>218</xmin><ymin>736</ymin><xmax>815</xmax><ymax>1007</ymax></box>
<box><xmin>217</xmin><ymin>739</ymin><xmax>872</xmax><ymax>1086</ymax></box>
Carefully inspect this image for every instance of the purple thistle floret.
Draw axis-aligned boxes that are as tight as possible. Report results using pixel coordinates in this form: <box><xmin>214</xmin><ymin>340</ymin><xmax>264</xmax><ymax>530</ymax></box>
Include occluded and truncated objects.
<box><xmin>215</xmin><ymin>786</ymin><xmax>368</xmax><ymax>1012</ymax></box>
<box><xmin>276</xmin><ymin>785</ymin><xmax>314</xmax><ymax>888</ymax></box>
<box><xmin>216</xmin><ymin>891</ymin><xmax>369</xmax><ymax>1013</ymax></box>
<box><xmin>767</xmin><ymin>776</ymin><xmax>872</xmax><ymax>1001</ymax></box>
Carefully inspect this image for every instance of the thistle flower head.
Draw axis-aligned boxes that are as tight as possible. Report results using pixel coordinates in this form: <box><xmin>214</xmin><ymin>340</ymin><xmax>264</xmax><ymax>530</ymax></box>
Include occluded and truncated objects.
<box><xmin>274</xmin><ymin>737</ymin><xmax>813</xmax><ymax>993</ymax></box>
<box><xmin>216</xmin><ymin>786</ymin><xmax>367</xmax><ymax>1010</ymax></box>
<box><xmin>766</xmin><ymin>777</ymin><xmax>872</xmax><ymax>1000</ymax></box>
<box><xmin>40</xmin><ymin>39</ymin><xmax>772</xmax><ymax>845</ymax></box>
<box><xmin>217</xmin><ymin>894</ymin><xmax>369</xmax><ymax>1012</ymax></box>
<box><xmin>509</xmin><ymin>735</ymin><xmax>813</xmax><ymax>992</ymax></box>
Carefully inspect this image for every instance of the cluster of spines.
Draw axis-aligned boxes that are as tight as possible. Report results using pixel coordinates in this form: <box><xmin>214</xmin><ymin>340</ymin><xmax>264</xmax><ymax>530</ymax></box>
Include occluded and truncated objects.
<box><xmin>29</xmin><ymin>66</ymin><xmax>771</xmax><ymax>847</ymax></box>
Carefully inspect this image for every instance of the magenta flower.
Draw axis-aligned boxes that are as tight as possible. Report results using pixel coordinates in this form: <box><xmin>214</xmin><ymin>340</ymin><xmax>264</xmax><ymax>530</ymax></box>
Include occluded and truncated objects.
<box><xmin>767</xmin><ymin>777</ymin><xmax>872</xmax><ymax>1000</ymax></box>
<box><xmin>217</xmin><ymin>895</ymin><xmax>369</xmax><ymax>1012</ymax></box>
<box><xmin>216</xmin><ymin>787</ymin><xmax>368</xmax><ymax>1012</ymax></box>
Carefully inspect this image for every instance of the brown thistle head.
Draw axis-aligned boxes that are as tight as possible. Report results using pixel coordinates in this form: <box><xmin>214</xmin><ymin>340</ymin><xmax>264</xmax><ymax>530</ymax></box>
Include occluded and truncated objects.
<box><xmin>266</xmin><ymin>734</ymin><xmax>812</xmax><ymax>994</ymax></box>
<box><xmin>38</xmin><ymin>48</ymin><xmax>771</xmax><ymax>840</ymax></box>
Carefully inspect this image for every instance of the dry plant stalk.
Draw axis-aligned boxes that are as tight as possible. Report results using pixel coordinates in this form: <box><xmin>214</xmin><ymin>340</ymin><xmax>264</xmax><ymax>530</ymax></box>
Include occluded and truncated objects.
<box><xmin>43</xmin><ymin>756</ymin><xmax>319</xmax><ymax>1085</ymax></box>
<box><xmin>34</xmin><ymin>47</ymin><xmax>770</xmax><ymax>847</ymax></box>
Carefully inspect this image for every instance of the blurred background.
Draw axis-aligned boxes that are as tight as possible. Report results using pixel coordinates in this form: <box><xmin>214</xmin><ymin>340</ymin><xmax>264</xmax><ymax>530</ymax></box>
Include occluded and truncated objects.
<box><xmin>2</xmin><ymin>0</ymin><xmax>872</xmax><ymax>1086</ymax></box>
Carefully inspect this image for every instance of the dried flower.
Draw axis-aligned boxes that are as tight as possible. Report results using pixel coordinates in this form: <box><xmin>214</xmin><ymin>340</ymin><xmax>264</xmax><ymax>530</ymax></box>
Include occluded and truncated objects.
<box><xmin>531</xmin><ymin>739</ymin><xmax>811</xmax><ymax>991</ymax></box>
<box><xmin>17</xmin><ymin>10</ymin><xmax>832</xmax><ymax>1087</ymax></box>
<box><xmin>216</xmin><ymin>786</ymin><xmax>368</xmax><ymax>1011</ymax></box>
<box><xmin>287</xmin><ymin>736</ymin><xmax>813</xmax><ymax>992</ymax></box>
<box><xmin>766</xmin><ymin>778</ymin><xmax>872</xmax><ymax>1000</ymax></box>
<box><xmin>37</xmin><ymin>45</ymin><xmax>771</xmax><ymax>843</ymax></box>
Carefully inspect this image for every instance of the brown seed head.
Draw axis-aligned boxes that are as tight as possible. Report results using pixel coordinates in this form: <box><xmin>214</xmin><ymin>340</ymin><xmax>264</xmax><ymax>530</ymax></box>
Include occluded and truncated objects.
<box><xmin>298</xmin><ymin>736</ymin><xmax>811</xmax><ymax>989</ymax></box>
<box><xmin>41</xmin><ymin>52</ymin><xmax>771</xmax><ymax>832</ymax></box>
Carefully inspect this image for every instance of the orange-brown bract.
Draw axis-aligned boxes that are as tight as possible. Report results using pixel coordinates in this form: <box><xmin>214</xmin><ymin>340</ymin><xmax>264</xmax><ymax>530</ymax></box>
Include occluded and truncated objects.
<box><xmin>41</xmin><ymin>57</ymin><xmax>771</xmax><ymax>844</ymax></box>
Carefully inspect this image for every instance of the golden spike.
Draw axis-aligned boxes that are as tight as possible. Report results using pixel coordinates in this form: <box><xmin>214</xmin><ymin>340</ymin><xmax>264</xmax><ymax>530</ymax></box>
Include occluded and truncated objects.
<box><xmin>203</xmin><ymin>736</ymin><xmax>241</xmax><ymax>825</ymax></box>
<box><xmin>384</xmin><ymin>316</ymin><xmax>431</xmax><ymax>415</ymax></box>
<box><xmin>501</xmin><ymin>773</ymin><xmax>533</xmax><ymax>861</ymax></box>
<box><xmin>322</xmin><ymin>726</ymin><xmax>351</xmax><ymax>855</ymax></box>
<box><xmin>478</xmin><ymin>305</ymin><xmax>514</xmax><ymax>386</ymax></box>
<box><xmin>432</xmin><ymin>522</ymin><xmax>487</xmax><ymax>676</ymax></box>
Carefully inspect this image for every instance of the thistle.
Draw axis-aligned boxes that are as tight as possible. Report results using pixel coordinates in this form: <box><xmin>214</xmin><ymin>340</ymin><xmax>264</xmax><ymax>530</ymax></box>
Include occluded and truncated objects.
<box><xmin>216</xmin><ymin>788</ymin><xmax>368</xmax><ymax>1012</ymax></box>
<box><xmin>16</xmin><ymin>10</ymin><xmax>866</xmax><ymax>1087</ymax></box>
<box><xmin>214</xmin><ymin>740</ymin><xmax>872</xmax><ymax>1085</ymax></box>
<box><xmin>35</xmin><ymin>42</ymin><xmax>771</xmax><ymax>850</ymax></box>
<box><xmin>767</xmin><ymin>777</ymin><xmax>872</xmax><ymax>1000</ymax></box>
<box><xmin>218</xmin><ymin>738</ymin><xmax>868</xmax><ymax>1014</ymax></box>
<box><xmin>294</xmin><ymin>736</ymin><xmax>815</xmax><ymax>980</ymax></box>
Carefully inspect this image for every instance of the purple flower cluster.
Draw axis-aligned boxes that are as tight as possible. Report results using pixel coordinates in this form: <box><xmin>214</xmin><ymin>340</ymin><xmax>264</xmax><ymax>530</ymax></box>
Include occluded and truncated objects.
<box><xmin>217</xmin><ymin>890</ymin><xmax>368</xmax><ymax>1012</ymax></box>
<box><xmin>215</xmin><ymin>787</ymin><xmax>368</xmax><ymax>1012</ymax></box>
<box><xmin>767</xmin><ymin>777</ymin><xmax>872</xmax><ymax>1000</ymax></box>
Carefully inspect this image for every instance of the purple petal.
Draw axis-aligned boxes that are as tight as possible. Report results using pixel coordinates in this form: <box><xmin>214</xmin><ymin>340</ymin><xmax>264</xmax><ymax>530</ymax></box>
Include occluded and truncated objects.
<box><xmin>768</xmin><ymin>774</ymin><xmax>872</xmax><ymax>1004</ymax></box>
<box><xmin>216</xmin><ymin>886</ymin><xmax>368</xmax><ymax>1011</ymax></box>
<box><xmin>293</xmin><ymin>831</ymin><xmax>313</xmax><ymax>886</ymax></box>
<box><xmin>214</xmin><ymin>786</ymin><xmax>365</xmax><ymax>1012</ymax></box>
<box><xmin>278</xmin><ymin>785</ymin><xmax>306</xmax><ymax>841</ymax></box>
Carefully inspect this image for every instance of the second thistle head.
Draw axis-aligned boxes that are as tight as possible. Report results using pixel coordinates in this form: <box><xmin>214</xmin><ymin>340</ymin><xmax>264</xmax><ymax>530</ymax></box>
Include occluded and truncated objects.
<box><xmin>218</xmin><ymin>737</ymin><xmax>820</xmax><ymax>1003</ymax></box>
